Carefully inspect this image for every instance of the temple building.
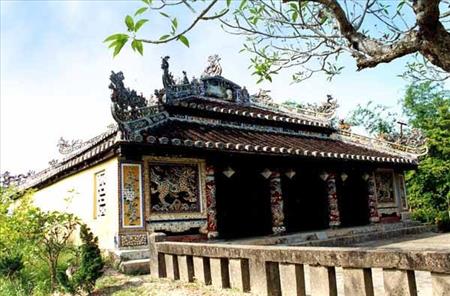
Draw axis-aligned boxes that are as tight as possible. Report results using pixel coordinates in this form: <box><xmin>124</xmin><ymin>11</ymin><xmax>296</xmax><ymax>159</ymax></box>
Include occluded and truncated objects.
<box><xmin>23</xmin><ymin>56</ymin><xmax>427</xmax><ymax>270</ymax></box>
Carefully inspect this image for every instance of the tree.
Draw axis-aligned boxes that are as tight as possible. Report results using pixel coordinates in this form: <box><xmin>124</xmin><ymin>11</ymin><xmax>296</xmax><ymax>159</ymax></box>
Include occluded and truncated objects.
<box><xmin>34</xmin><ymin>212</ymin><xmax>80</xmax><ymax>291</ymax></box>
<box><xmin>348</xmin><ymin>82</ymin><xmax>450</xmax><ymax>229</ymax></box>
<box><xmin>105</xmin><ymin>0</ymin><xmax>450</xmax><ymax>83</ymax></box>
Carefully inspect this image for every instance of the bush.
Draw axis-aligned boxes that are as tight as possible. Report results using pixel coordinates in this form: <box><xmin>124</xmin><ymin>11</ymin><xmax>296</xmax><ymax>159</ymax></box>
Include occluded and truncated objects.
<box><xmin>58</xmin><ymin>224</ymin><xmax>104</xmax><ymax>295</ymax></box>
<box><xmin>435</xmin><ymin>211</ymin><xmax>450</xmax><ymax>232</ymax></box>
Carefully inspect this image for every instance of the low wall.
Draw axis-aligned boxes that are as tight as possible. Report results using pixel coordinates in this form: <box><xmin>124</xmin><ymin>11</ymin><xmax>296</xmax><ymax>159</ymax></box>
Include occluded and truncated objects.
<box><xmin>149</xmin><ymin>234</ymin><xmax>450</xmax><ymax>296</ymax></box>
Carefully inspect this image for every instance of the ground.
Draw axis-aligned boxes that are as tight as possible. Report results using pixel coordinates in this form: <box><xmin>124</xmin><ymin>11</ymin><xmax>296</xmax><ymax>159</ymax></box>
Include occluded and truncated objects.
<box><xmin>94</xmin><ymin>270</ymin><xmax>251</xmax><ymax>296</ymax></box>
<box><xmin>92</xmin><ymin>232</ymin><xmax>449</xmax><ymax>296</ymax></box>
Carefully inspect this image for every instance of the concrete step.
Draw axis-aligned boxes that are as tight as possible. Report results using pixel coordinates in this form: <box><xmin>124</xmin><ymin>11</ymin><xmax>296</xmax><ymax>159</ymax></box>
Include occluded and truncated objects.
<box><xmin>119</xmin><ymin>258</ymin><xmax>150</xmax><ymax>275</ymax></box>
<box><xmin>117</xmin><ymin>248</ymin><xmax>150</xmax><ymax>261</ymax></box>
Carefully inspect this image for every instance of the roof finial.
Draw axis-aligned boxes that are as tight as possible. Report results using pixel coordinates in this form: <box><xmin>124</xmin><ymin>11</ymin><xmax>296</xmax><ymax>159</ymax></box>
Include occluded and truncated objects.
<box><xmin>203</xmin><ymin>54</ymin><xmax>222</xmax><ymax>77</ymax></box>
<box><xmin>161</xmin><ymin>56</ymin><xmax>175</xmax><ymax>88</ymax></box>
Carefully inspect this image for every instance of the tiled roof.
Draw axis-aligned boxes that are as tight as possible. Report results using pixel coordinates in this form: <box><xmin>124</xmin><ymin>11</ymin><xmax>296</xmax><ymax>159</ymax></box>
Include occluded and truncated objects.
<box><xmin>144</xmin><ymin>120</ymin><xmax>415</xmax><ymax>164</ymax></box>
<box><xmin>21</xmin><ymin>128</ymin><xmax>119</xmax><ymax>189</ymax></box>
<box><xmin>166</xmin><ymin>97</ymin><xmax>332</xmax><ymax>128</ymax></box>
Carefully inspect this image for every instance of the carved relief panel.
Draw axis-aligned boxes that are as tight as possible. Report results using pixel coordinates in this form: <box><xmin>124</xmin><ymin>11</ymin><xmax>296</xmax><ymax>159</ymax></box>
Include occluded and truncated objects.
<box><xmin>374</xmin><ymin>170</ymin><xmax>396</xmax><ymax>206</ymax></box>
<box><xmin>150</xmin><ymin>163</ymin><xmax>201</xmax><ymax>213</ymax></box>
<box><xmin>144</xmin><ymin>157</ymin><xmax>207</xmax><ymax>223</ymax></box>
<box><xmin>120</xmin><ymin>163</ymin><xmax>144</xmax><ymax>228</ymax></box>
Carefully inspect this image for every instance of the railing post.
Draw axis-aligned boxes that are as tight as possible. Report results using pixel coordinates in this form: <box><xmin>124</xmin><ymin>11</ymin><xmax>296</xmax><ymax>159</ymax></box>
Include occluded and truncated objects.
<box><xmin>383</xmin><ymin>269</ymin><xmax>417</xmax><ymax>296</ymax></box>
<box><xmin>229</xmin><ymin>258</ymin><xmax>250</xmax><ymax>292</ymax></box>
<box><xmin>178</xmin><ymin>255</ymin><xmax>194</xmax><ymax>282</ymax></box>
<box><xmin>210</xmin><ymin>258</ymin><xmax>230</xmax><ymax>288</ymax></box>
<box><xmin>309</xmin><ymin>266</ymin><xmax>338</xmax><ymax>296</ymax></box>
<box><xmin>431</xmin><ymin>272</ymin><xmax>450</xmax><ymax>296</ymax></box>
<box><xmin>165</xmin><ymin>254</ymin><xmax>180</xmax><ymax>280</ymax></box>
<box><xmin>343</xmin><ymin>267</ymin><xmax>374</xmax><ymax>296</ymax></box>
<box><xmin>148</xmin><ymin>232</ymin><xmax>166</xmax><ymax>278</ymax></box>
<box><xmin>193</xmin><ymin>256</ymin><xmax>211</xmax><ymax>285</ymax></box>
<box><xmin>279</xmin><ymin>263</ymin><xmax>306</xmax><ymax>296</ymax></box>
<box><xmin>249</xmin><ymin>257</ymin><xmax>269</xmax><ymax>296</ymax></box>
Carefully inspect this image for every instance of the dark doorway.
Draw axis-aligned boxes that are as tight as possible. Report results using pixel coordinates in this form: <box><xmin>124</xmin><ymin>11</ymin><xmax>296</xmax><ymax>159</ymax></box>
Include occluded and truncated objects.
<box><xmin>336</xmin><ymin>171</ymin><xmax>370</xmax><ymax>227</ymax></box>
<box><xmin>215</xmin><ymin>165</ymin><xmax>273</xmax><ymax>239</ymax></box>
<box><xmin>281</xmin><ymin>169</ymin><xmax>329</xmax><ymax>232</ymax></box>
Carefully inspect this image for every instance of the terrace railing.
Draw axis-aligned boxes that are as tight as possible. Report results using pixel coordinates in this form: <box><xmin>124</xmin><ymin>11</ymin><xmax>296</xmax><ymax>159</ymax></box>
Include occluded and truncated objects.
<box><xmin>149</xmin><ymin>234</ymin><xmax>450</xmax><ymax>296</ymax></box>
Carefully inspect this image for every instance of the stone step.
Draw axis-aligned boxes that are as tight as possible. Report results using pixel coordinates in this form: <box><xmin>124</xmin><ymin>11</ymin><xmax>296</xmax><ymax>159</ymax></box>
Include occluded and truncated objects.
<box><xmin>117</xmin><ymin>248</ymin><xmax>150</xmax><ymax>261</ymax></box>
<box><xmin>119</xmin><ymin>258</ymin><xmax>150</xmax><ymax>275</ymax></box>
<box><xmin>298</xmin><ymin>225</ymin><xmax>433</xmax><ymax>247</ymax></box>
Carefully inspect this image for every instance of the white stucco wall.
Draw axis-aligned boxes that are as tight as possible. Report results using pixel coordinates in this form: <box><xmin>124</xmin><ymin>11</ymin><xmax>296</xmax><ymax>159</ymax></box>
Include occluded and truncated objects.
<box><xmin>33</xmin><ymin>157</ymin><xmax>119</xmax><ymax>250</ymax></box>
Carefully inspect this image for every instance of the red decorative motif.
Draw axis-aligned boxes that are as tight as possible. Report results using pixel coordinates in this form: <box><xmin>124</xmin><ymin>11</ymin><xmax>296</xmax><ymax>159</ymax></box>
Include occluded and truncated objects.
<box><xmin>269</xmin><ymin>171</ymin><xmax>285</xmax><ymax>234</ymax></box>
<box><xmin>327</xmin><ymin>173</ymin><xmax>341</xmax><ymax>227</ymax></box>
<box><xmin>367</xmin><ymin>174</ymin><xmax>380</xmax><ymax>222</ymax></box>
<box><xmin>205</xmin><ymin>165</ymin><xmax>218</xmax><ymax>238</ymax></box>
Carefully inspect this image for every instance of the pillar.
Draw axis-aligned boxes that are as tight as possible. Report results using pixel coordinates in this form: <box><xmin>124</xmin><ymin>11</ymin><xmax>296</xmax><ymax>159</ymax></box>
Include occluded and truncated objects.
<box><xmin>269</xmin><ymin>171</ymin><xmax>285</xmax><ymax>234</ymax></box>
<box><xmin>279</xmin><ymin>263</ymin><xmax>306</xmax><ymax>296</ymax></box>
<box><xmin>343</xmin><ymin>267</ymin><xmax>374</xmax><ymax>296</ymax></box>
<box><xmin>367</xmin><ymin>173</ymin><xmax>380</xmax><ymax>223</ymax></box>
<box><xmin>326</xmin><ymin>173</ymin><xmax>341</xmax><ymax>227</ymax></box>
<box><xmin>205</xmin><ymin>165</ymin><xmax>218</xmax><ymax>238</ymax></box>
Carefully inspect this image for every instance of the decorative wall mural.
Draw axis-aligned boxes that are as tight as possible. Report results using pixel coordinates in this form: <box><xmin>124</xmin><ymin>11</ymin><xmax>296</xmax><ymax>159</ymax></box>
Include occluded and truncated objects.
<box><xmin>269</xmin><ymin>171</ymin><xmax>285</xmax><ymax>234</ymax></box>
<box><xmin>121</xmin><ymin>164</ymin><xmax>143</xmax><ymax>227</ymax></box>
<box><xmin>375</xmin><ymin>171</ymin><xmax>396</xmax><ymax>204</ymax></box>
<box><xmin>119</xmin><ymin>233</ymin><xmax>148</xmax><ymax>247</ymax></box>
<box><xmin>326</xmin><ymin>173</ymin><xmax>341</xmax><ymax>227</ymax></box>
<box><xmin>150</xmin><ymin>163</ymin><xmax>201</xmax><ymax>213</ymax></box>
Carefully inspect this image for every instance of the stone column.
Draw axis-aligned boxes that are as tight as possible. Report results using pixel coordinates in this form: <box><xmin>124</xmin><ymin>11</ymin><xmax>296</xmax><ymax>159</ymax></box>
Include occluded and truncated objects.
<box><xmin>205</xmin><ymin>165</ymin><xmax>218</xmax><ymax>239</ymax></box>
<box><xmin>367</xmin><ymin>173</ymin><xmax>380</xmax><ymax>223</ymax></box>
<box><xmin>269</xmin><ymin>171</ymin><xmax>285</xmax><ymax>234</ymax></box>
<box><xmin>326</xmin><ymin>173</ymin><xmax>341</xmax><ymax>227</ymax></box>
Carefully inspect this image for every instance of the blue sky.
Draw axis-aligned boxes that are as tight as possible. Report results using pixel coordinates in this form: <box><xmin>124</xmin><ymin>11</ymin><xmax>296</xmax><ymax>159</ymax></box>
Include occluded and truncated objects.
<box><xmin>0</xmin><ymin>1</ymin><xmax>433</xmax><ymax>173</ymax></box>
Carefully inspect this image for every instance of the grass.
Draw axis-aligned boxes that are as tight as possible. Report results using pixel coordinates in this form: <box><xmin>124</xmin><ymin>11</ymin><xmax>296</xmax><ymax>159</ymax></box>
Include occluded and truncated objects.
<box><xmin>93</xmin><ymin>269</ymin><xmax>252</xmax><ymax>296</ymax></box>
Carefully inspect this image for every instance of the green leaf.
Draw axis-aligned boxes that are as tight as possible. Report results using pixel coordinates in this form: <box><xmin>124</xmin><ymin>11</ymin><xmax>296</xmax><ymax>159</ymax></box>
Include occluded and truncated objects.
<box><xmin>226</xmin><ymin>0</ymin><xmax>232</xmax><ymax>7</ymax></box>
<box><xmin>135</xmin><ymin>40</ymin><xmax>144</xmax><ymax>55</ymax></box>
<box><xmin>103</xmin><ymin>33</ymin><xmax>128</xmax><ymax>43</ymax></box>
<box><xmin>159</xmin><ymin>34</ymin><xmax>171</xmax><ymax>41</ymax></box>
<box><xmin>292</xmin><ymin>11</ymin><xmax>298</xmax><ymax>22</ymax></box>
<box><xmin>159</xmin><ymin>12</ymin><xmax>170</xmax><ymax>18</ymax></box>
<box><xmin>239</xmin><ymin>0</ymin><xmax>248</xmax><ymax>11</ymax></box>
<box><xmin>125</xmin><ymin>15</ymin><xmax>134</xmax><ymax>32</ymax></box>
<box><xmin>141</xmin><ymin>0</ymin><xmax>150</xmax><ymax>4</ymax></box>
<box><xmin>171</xmin><ymin>18</ymin><xmax>178</xmax><ymax>29</ymax></box>
<box><xmin>113</xmin><ymin>36</ymin><xmax>129</xmax><ymax>57</ymax></box>
<box><xmin>131</xmin><ymin>39</ymin><xmax>144</xmax><ymax>55</ymax></box>
<box><xmin>134</xmin><ymin>7</ymin><xmax>148</xmax><ymax>17</ymax></box>
<box><xmin>178</xmin><ymin>35</ymin><xmax>190</xmax><ymax>47</ymax></box>
<box><xmin>135</xmin><ymin>19</ymin><xmax>148</xmax><ymax>32</ymax></box>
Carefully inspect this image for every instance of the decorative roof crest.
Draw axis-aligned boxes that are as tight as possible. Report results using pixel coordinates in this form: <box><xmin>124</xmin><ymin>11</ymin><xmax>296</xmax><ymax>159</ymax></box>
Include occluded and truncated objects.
<box><xmin>202</xmin><ymin>54</ymin><xmax>222</xmax><ymax>77</ymax></box>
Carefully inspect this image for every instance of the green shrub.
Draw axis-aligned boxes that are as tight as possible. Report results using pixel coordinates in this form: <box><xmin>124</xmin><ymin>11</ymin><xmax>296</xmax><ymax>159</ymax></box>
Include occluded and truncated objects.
<box><xmin>58</xmin><ymin>224</ymin><xmax>104</xmax><ymax>295</ymax></box>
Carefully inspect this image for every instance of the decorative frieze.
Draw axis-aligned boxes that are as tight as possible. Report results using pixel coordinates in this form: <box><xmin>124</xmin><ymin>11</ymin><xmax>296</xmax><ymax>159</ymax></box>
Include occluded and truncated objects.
<box><xmin>326</xmin><ymin>173</ymin><xmax>341</xmax><ymax>227</ymax></box>
<box><xmin>205</xmin><ymin>165</ymin><xmax>218</xmax><ymax>238</ymax></box>
<box><xmin>119</xmin><ymin>233</ymin><xmax>148</xmax><ymax>248</ymax></box>
<box><xmin>269</xmin><ymin>171</ymin><xmax>285</xmax><ymax>234</ymax></box>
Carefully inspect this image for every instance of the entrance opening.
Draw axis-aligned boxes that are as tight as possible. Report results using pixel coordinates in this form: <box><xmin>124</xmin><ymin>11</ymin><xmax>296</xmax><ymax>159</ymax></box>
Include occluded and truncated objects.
<box><xmin>215</xmin><ymin>166</ymin><xmax>273</xmax><ymax>239</ymax></box>
<box><xmin>336</xmin><ymin>171</ymin><xmax>370</xmax><ymax>227</ymax></box>
<box><xmin>281</xmin><ymin>169</ymin><xmax>329</xmax><ymax>232</ymax></box>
